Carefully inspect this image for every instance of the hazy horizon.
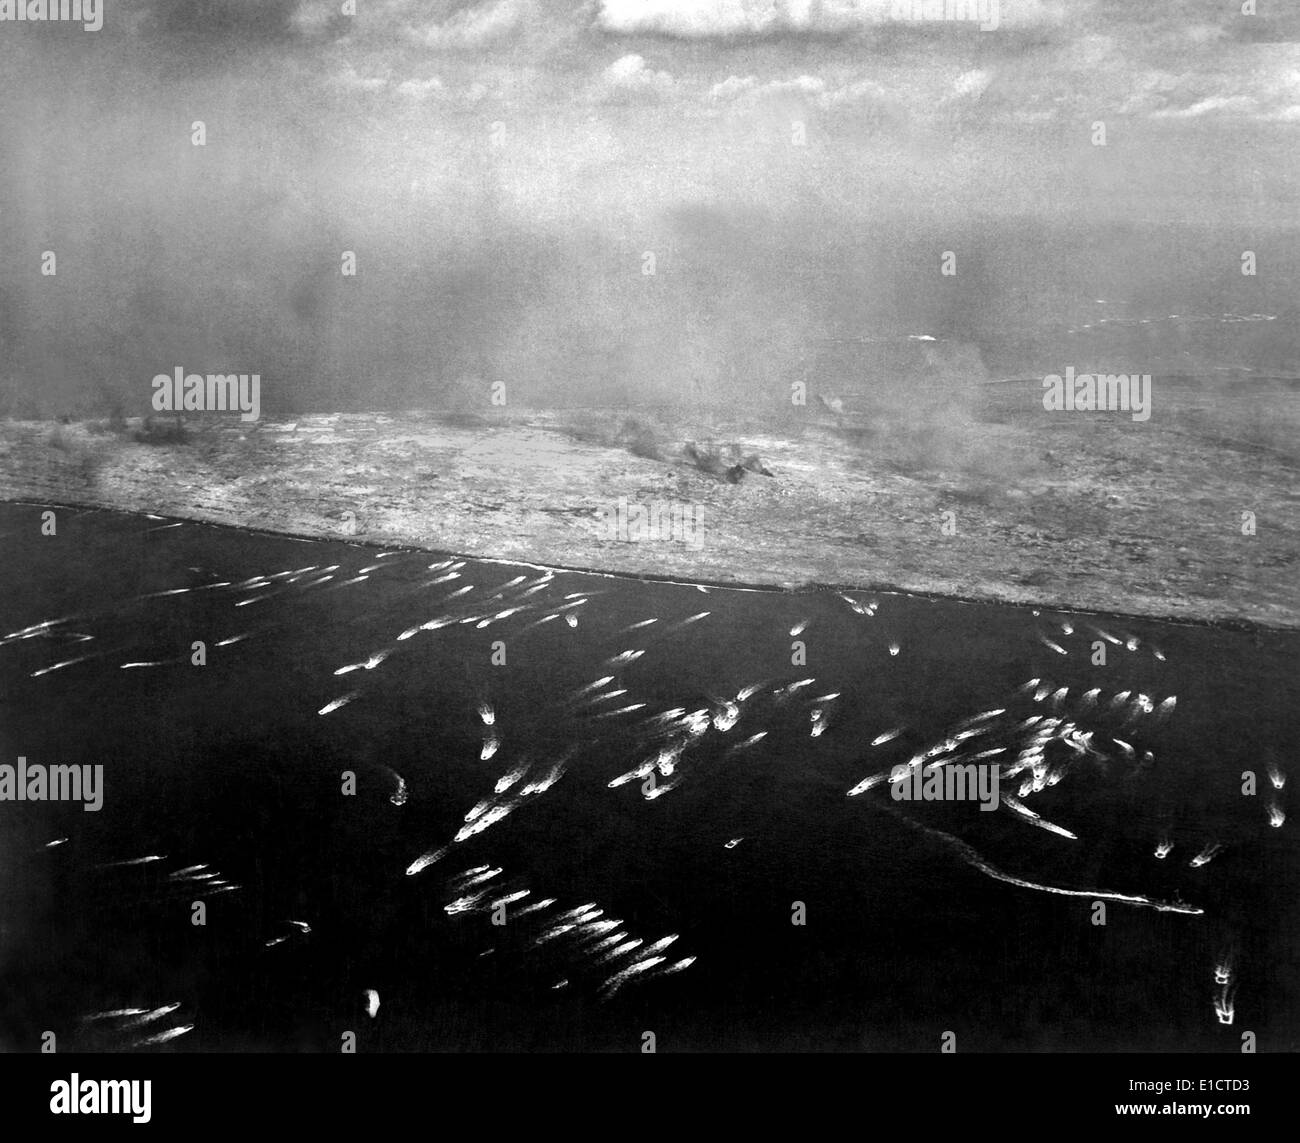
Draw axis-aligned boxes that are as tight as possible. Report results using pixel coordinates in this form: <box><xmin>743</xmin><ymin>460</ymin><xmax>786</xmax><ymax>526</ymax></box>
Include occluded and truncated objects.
<box><xmin>2</xmin><ymin>0</ymin><xmax>1298</xmax><ymax>416</ymax></box>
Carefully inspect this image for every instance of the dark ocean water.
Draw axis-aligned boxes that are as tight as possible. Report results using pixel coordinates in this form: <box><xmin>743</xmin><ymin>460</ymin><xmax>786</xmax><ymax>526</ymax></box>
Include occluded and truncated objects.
<box><xmin>0</xmin><ymin>503</ymin><xmax>1296</xmax><ymax>1053</ymax></box>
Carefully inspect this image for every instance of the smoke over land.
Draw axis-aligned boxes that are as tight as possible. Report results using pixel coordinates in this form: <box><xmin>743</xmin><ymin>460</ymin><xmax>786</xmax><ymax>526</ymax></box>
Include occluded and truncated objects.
<box><xmin>1</xmin><ymin>2</ymin><xmax>1297</xmax><ymax>430</ymax></box>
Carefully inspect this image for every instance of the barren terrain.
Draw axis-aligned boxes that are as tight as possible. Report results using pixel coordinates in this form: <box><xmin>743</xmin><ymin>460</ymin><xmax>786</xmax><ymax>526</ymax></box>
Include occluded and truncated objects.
<box><xmin>2</xmin><ymin>379</ymin><xmax>1296</xmax><ymax>628</ymax></box>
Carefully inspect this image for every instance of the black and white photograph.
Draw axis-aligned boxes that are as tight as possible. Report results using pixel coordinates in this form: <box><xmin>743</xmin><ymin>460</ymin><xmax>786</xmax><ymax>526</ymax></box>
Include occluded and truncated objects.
<box><xmin>0</xmin><ymin>0</ymin><xmax>1296</xmax><ymax>1118</ymax></box>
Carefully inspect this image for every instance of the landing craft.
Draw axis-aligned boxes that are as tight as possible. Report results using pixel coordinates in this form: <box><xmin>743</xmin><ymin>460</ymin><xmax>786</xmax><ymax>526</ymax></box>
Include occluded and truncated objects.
<box><xmin>571</xmin><ymin>676</ymin><xmax>614</xmax><ymax>699</ymax></box>
<box><xmin>1189</xmin><ymin>843</ymin><xmax>1223</xmax><ymax>868</ymax></box>
<box><xmin>606</xmin><ymin>649</ymin><xmax>644</xmax><ymax>666</ymax></box>
<box><xmin>85</xmin><ymin>1007</ymin><xmax>150</xmax><ymax>1022</ymax></box>
<box><xmin>405</xmin><ymin>848</ymin><xmax>446</xmax><ymax>876</ymax></box>
<box><xmin>593</xmin><ymin>703</ymin><xmax>646</xmax><ymax>719</ymax></box>
<box><xmin>710</xmin><ymin>701</ymin><xmax>740</xmax><ymax>732</ymax></box>
<box><xmin>838</xmin><ymin>593</ymin><xmax>873</xmax><ymax>616</ymax></box>
<box><xmin>133</xmin><ymin>1025</ymin><xmax>193</xmax><ymax>1047</ymax></box>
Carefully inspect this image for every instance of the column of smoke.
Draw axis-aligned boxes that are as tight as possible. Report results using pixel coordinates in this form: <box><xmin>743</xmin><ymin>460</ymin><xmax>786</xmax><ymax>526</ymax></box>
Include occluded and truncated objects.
<box><xmin>0</xmin><ymin>35</ymin><xmax>1049</xmax><ymax>444</ymax></box>
<box><xmin>0</xmin><ymin>150</ymin><xmax>825</xmax><ymax>420</ymax></box>
<box><xmin>0</xmin><ymin>147</ymin><xmax>948</xmax><ymax>423</ymax></box>
<box><xmin>2</xmin><ymin>34</ymin><xmax>1296</xmax><ymax>475</ymax></box>
<box><xmin>0</xmin><ymin>74</ymin><xmax>1017</xmax><ymax>427</ymax></box>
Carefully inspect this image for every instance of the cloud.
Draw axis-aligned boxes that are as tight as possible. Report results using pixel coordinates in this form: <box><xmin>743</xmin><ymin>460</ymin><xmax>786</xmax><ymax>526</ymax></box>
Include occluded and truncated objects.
<box><xmin>1150</xmin><ymin>94</ymin><xmax>1259</xmax><ymax>119</ymax></box>
<box><xmin>326</xmin><ymin>64</ymin><xmax>499</xmax><ymax>105</ymax></box>
<box><xmin>706</xmin><ymin>75</ymin><xmax>758</xmax><ymax>102</ymax></box>
<box><xmin>332</xmin><ymin>63</ymin><xmax>389</xmax><ymax>93</ymax></box>
<box><xmin>289</xmin><ymin>0</ymin><xmax>351</xmax><ymax>38</ymax></box>
<box><xmin>409</xmin><ymin>0</ymin><xmax>537</xmax><ymax>50</ymax></box>
<box><xmin>708</xmin><ymin>74</ymin><xmax>820</xmax><ymax>103</ymax></box>
<box><xmin>949</xmin><ymin>69</ymin><xmax>992</xmax><ymax>100</ymax></box>
<box><xmin>593</xmin><ymin>0</ymin><xmax>1065</xmax><ymax>40</ymax></box>
<box><xmin>707</xmin><ymin>71</ymin><xmax>898</xmax><ymax>115</ymax></box>
<box><xmin>94</xmin><ymin>0</ymin><xmax>1300</xmax><ymax>134</ymax></box>
<box><xmin>395</xmin><ymin>77</ymin><xmax>448</xmax><ymax>100</ymax></box>
<box><xmin>590</xmin><ymin>54</ymin><xmax>676</xmax><ymax>102</ymax></box>
<box><xmin>818</xmin><ymin>76</ymin><xmax>891</xmax><ymax>109</ymax></box>
<box><xmin>595</xmin><ymin>0</ymin><xmax>868</xmax><ymax>39</ymax></box>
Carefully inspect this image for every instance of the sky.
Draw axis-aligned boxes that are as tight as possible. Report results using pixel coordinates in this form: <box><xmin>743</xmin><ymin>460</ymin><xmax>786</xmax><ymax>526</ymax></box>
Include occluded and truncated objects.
<box><xmin>1</xmin><ymin>0</ymin><xmax>1297</xmax><ymax>414</ymax></box>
